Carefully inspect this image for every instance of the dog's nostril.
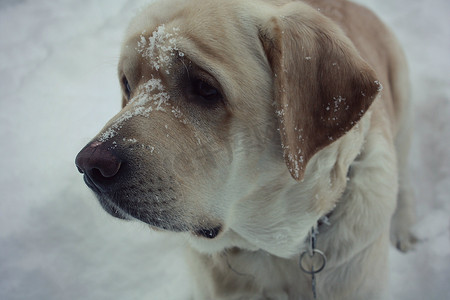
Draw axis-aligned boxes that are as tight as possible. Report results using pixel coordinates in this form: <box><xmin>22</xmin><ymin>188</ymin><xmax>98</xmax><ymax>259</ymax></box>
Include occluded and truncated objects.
<box><xmin>90</xmin><ymin>167</ymin><xmax>107</xmax><ymax>181</ymax></box>
<box><xmin>75</xmin><ymin>141</ymin><xmax>122</xmax><ymax>186</ymax></box>
<box><xmin>77</xmin><ymin>166</ymin><xmax>84</xmax><ymax>174</ymax></box>
<box><xmin>89</xmin><ymin>157</ymin><xmax>122</xmax><ymax>178</ymax></box>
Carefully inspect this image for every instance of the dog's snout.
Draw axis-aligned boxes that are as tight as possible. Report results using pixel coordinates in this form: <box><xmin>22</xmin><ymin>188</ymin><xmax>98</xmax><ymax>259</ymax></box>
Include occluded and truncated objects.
<box><xmin>75</xmin><ymin>141</ymin><xmax>122</xmax><ymax>189</ymax></box>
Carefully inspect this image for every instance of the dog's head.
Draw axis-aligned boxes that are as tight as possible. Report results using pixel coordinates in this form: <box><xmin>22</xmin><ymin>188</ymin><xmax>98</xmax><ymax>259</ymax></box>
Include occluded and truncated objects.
<box><xmin>76</xmin><ymin>0</ymin><xmax>379</xmax><ymax>257</ymax></box>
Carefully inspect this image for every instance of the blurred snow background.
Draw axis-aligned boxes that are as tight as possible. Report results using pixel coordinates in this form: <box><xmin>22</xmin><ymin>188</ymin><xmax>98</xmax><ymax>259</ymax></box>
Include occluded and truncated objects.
<box><xmin>0</xmin><ymin>0</ymin><xmax>448</xmax><ymax>299</ymax></box>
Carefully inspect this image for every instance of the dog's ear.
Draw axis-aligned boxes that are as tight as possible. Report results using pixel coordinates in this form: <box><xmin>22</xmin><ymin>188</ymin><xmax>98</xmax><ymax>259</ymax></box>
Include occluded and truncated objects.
<box><xmin>259</xmin><ymin>3</ymin><xmax>380</xmax><ymax>181</ymax></box>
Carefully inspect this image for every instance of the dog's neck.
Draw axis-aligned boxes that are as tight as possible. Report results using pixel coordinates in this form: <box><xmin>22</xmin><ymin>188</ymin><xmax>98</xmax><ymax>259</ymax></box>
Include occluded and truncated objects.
<box><xmin>299</xmin><ymin>213</ymin><xmax>336</xmax><ymax>299</ymax></box>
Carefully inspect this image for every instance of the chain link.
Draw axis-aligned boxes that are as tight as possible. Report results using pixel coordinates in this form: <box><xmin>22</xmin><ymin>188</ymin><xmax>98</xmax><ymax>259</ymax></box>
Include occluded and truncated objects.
<box><xmin>299</xmin><ymin>227</ymin><xmax>327</xmax><ymax>299</ymax></box>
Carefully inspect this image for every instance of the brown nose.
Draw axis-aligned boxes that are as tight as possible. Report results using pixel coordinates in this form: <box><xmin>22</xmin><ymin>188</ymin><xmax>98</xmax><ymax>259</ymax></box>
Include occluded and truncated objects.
<box><xmin>75</xmin><ymin>141</ymin><xmax>122</xmax><ymax>191</ymax></box>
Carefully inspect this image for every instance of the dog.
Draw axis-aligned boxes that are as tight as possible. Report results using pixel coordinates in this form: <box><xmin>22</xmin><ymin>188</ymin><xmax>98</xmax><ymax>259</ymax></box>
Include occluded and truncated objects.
<box><xmin>75</xmin><ymin>0</ymin><xmax>416</xmax><ymax>298</ymax></box>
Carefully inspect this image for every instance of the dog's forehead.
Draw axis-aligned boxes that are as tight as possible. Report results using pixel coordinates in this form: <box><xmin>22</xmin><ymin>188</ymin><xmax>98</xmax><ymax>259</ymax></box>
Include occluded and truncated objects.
<box><xmin>128</xmin><ymin>0</ymin><xmax>246</xmax><ymax>29</ymax></box>
<box><xmin>122</xmin><ymin>0</ymin><xmax>256</xmax><ymax>57</ymax></box>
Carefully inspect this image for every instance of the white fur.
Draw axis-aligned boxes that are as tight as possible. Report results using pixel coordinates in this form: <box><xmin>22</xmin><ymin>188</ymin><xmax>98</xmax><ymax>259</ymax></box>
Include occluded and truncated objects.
<box><xmin>104</xmin><ymin>0</ymin><xmax>416</xmax><ymax>299</ymax></box>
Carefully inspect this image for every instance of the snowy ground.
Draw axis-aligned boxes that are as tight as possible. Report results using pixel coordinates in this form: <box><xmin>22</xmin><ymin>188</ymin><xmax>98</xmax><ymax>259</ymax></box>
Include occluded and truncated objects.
<box><xmin>0</xmin><ymin>0</ymin><xmax>449</xmax><ymax>299</ymax></box>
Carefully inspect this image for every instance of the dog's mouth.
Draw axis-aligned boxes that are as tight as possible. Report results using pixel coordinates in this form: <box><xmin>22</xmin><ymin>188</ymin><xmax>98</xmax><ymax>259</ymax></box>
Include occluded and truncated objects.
<box><xmin>194</xmin><ymin>226</ymin><xmax>222</xmax><ymax>239</ymax></box>
<box><xmin>82</xmin><ymin>173</ymin><xmax>101</xmax><ymax>194</ymax></box>
<box><xmin>96</xmin><ymin>194</ymin><xmax>180</xmax><ymax>229</ymax></box>
<box><xmin>148</xmin><ymin>225</ymin><xmax>222</xmax><ymax>239</ymax></box>
<box><xmin>97</xmin><ymin>196</ymin><xmax>130</xmax><ymax>220</ymax></box>
<box><xmin>93</xmin><ymin>189</ymin><xmax>223</xmax><ymax>239</ymax></box>
<box><xmin>77</xmin><ymin>154</ymin><xmax>222</xmax><ymax>239</ymax></box>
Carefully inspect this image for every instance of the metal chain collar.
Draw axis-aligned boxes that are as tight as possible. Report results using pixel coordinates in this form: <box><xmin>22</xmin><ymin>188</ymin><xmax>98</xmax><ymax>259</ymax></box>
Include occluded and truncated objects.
<box><xmin>299</xmin><ymin>226</ymin><xmax>327</xmax><ymax>299</ymax></box>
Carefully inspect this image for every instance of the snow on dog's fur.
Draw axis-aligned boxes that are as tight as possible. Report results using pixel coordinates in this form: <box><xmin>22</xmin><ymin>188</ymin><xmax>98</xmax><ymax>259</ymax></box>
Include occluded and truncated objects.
<box><xmin>76</xmin><ymin>0</ymin><xmax>416</xmax><ymax>298</ymax></box>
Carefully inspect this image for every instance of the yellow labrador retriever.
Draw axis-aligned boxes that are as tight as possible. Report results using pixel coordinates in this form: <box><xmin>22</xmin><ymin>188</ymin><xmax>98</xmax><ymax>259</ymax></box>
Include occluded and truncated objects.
<box><xmin>76</xmin><ymin>0</ymin><xmax>416</xmax><ymax>298</ymax></box>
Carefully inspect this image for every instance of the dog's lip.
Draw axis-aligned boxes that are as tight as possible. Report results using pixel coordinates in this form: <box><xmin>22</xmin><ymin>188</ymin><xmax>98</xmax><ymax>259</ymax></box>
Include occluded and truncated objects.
<box><xmin>148</xmin><ymin>225</ymin><xmax>165</xmax><ymax>232</ymax></box>
<box><xmin>194</xmin><ymin>226</ymin><xmax>222</xmax><ymax>239</ymax></box>
<box><xmin>147</xmin><ymin>224</ymin><xmax>222</xmax><ymax>238</ymax></box>
<box><xmin>83</xmin><ymin>174</ymin><xmax>222</xmax><ymax>237</ymax></box>
<box><xmin>97</xmin><ymin>196</ymin><xmax>130</xmax><ymax>220</ymax></box>
<box><xmin>83</xmin><ymin>174</ymin><xmax>101</xmax><ymax>193</ymax></box>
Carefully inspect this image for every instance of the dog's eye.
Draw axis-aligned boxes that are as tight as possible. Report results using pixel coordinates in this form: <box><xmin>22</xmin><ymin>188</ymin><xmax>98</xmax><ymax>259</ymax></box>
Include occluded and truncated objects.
<box><xmin>122</xmin><ymin>76</ymin><xmax>132</xmax><ymax>99</ymax></box>
<box><xmin>192</xmin><ymin>79</ymin><xmax>221</xmax><ymax>102</ymax></box>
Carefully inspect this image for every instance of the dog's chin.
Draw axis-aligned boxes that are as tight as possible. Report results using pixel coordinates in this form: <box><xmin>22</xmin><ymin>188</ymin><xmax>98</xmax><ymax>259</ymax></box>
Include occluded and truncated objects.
<box><xmin>147</xmin><ymin>225</ymin><xmax>222</xmax><ymax>240</ymax></box>
<box><xmin>96</xmin><ymin>195</ymin><xmax>132</xmax><ymax>220</ymax></box>
<box><xmin>95</xmin><ymin>194</ymin><xmax>223</xmax><ymax>239</ymax></box>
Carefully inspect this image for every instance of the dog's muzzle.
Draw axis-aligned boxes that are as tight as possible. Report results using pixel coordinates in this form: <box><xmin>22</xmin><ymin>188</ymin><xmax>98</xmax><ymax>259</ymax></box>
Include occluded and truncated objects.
<box><xmin>75</xmin><ymin>140</ymin><xmax>223</xmax><ymax>239</ymax></box>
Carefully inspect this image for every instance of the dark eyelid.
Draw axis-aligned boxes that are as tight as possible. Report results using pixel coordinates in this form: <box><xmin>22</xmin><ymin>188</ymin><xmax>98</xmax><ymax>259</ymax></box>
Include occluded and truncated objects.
<box><xmin>121</xmin><ymin>75</ymin><xmax>131</xmax><ymax>99</ymax></box>
<box><xmin>192</xmin><ymin>69</ymin><xmax>223</xmax><ymax>99</ymax></box>
<box><xmin>177</xmin><ymin>56</ymin><xmax>223</xmax><ymax>97</ymax></box>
